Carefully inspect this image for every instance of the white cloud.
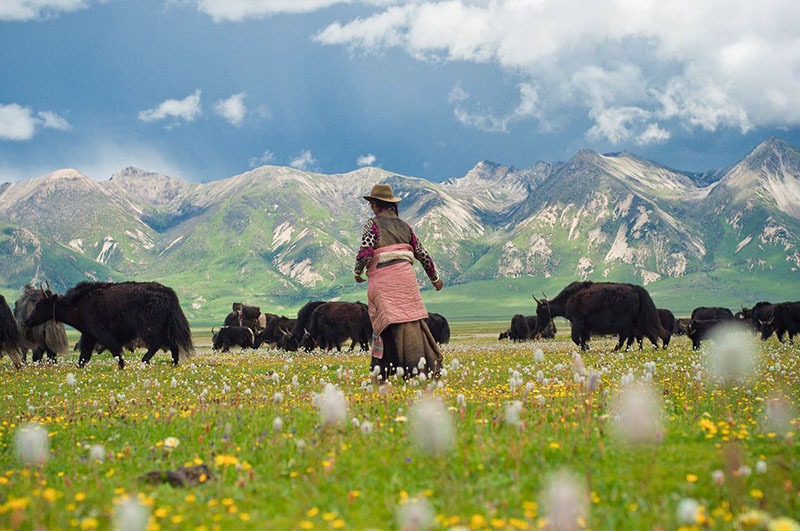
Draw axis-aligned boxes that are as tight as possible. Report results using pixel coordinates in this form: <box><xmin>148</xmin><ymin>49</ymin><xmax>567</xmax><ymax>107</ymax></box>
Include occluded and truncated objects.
<box><xmin>356</xmin><ymin>153</ymin><xmax>376</xmax><ymax>166</ymax></box>
<box><xmin>289</xmin><ymin>150</ymin><xmax>316</xmax><ymax>170</ymax></box>
<box><xmin>447</xmin><ymin>83</ymin><xmax>468</xmax><ymax>104</ymax></box>
<box><xmin>453</xmin><ymin>83</ymin><xmax>541</xmax><ymax>133</ymax></box>
<box><xmin>0</xmin><ymin>0</ymin><xmax>88</xmax><ymax>21</ymax></box>
<box><xmin>214</xmin><ymin>92</ymin><xmax>247</xmax><ymax>127</ymax></box>
<box><xmin>0</xmin><ymin>104</ymin><xmax>36</xmax><ymax>140</ymax></box>
<box><xmin>637</xmin><ymin>123</ymin><xmax>671</xmax><ymax>146</ymax></box>
<box><xmin>0</xmin><ymin>103</ymin><xmax>71</xmax><ymax>141</ymax></box>
<box><xmin>315</xmin><ymin>0</ymin><xmax>800</xmax><ymax>144</ymax></box>
<box><xmin>37</xmin><ymin>111</ymin><xmax>71</xmax><ymax>131</ymax></box>
<box><xmin>249</xmin><ymin>150</ymin><xmax>275</xmax><ymax>168</ymax></box>
<box><xmin>192</xmin><ymin>0</ymin><xmax>352</xmax><ymax>22</ymax></box>
<box><xmin>138</xmin><ymin>90</ymin><xmax>202</xmax><ymax>124</ymax></box>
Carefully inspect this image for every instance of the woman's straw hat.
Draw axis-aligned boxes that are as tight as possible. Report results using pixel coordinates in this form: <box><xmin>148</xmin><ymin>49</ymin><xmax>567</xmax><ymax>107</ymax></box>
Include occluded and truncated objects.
<box><xmin>363</xmin><ymin>183</ymin><xmax>402</xmax><ymax>203</ymax></box>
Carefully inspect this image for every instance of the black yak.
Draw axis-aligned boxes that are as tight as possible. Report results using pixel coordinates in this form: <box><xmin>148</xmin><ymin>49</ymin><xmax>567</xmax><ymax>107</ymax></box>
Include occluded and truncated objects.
<box><xmin>498</xmin><ymin>330</ymin><xmax>510</xmax><ymax>340</ymax></box>
<box><xmin>758</xmin><ymin>302</ymin><xmax>800</xmax><ymax>343</ymax></box>
<box><xmin>212</xmin><ymin>326</ymin><xmax>255</xmax><ymax>351</ymax></box>
<box><xmin>626</xmin><ymin>308</ymin><xmax>676</xmax><ymax>350</ymax></box>
<box><xmin>287</xmin><ymin>301</ymin><xmax>328</xmax><ymax>352</ymax></box>
<box><xmin>74</xmin><ymin>337</ymin><xmax>144</xmax><ymax>356</ymax></box>
<box><xmin>737</xmin><ymin>302</ymin><xmax>774</xmax><ymax>336</ymax></box>
<box><xmin>508</xmin><ymin>314</ymin><xmax>530</xmax><ymax>342</ymax></box>
<box><xmin>687</xmin><ymin>319</ymin><xmax>726</xmax><ymax>350</ymax></box>
<box><xmin>674</xmin><ymin>318</ymin><xmax>690</xmax><ymax>336</ymax></box>
<box><xmin>305</xmin><ymin>302</ymin><xmax>371</xmax><ymax>351</ymax></box>
<box><xmin>691</xmin><ymin>307</ymin><xmax>734</xmax><ymax>321</ymax></box>
<box><xmin>14</xmin><ymin>285</ymin><xmax>69</xmax><ymax>363</ymax></box>
<box><xmin>533</xmin><ymin>281</ymin><xmax>668</xmax><ymax>351</ymax></box>
<box><xmin>254</xmin><ymin>316</ymin><xmax>296</xmax><ymax>349</ymax></box>
<box><xmin>25</xmin><ymin>281</ymin><xmax>194</xmax><ymax>368</ymax></box>
<box><xmin>0</xmin><ymin>295</ymin><xmax>23</xmax><ymax>370</ymax></box>
<box><xmin>425</xmin><ymin>313</ymin><xmax>450</xmax><ymax>345</ymax></box>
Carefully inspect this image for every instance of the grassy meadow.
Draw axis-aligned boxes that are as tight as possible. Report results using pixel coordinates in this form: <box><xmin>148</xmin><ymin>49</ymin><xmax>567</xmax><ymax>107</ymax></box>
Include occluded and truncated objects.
<box><xmin>0</xmin><ymin>328</ymin><xmax>798</xmax><ymax>530</ymax></box>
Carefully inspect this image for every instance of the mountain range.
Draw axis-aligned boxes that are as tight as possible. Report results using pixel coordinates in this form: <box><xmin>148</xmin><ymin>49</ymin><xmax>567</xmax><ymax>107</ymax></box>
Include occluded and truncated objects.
<box><xmin>1</xmin><ymin>137</ymin><xmax>799</xmax><ymax>323</ymax></box>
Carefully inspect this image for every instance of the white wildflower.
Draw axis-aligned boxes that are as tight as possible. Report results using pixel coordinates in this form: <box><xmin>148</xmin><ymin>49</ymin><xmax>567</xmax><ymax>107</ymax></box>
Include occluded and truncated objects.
<box><xmin>15</xmin><ymin>423</ymin><xmax>49</xmax><ymax>466</ymax></box>
<box><xmin>756</xmin><ymin>459</ymin><xmax>767</xmax><ymax>474</ymax></box>
<box><xmin>505</xmin><ymin>401</ymin><xmax>523</xmax><ymax>426</ymax></box>
<box><xmin>113</xmin><ymin>495</ymin><xmax>149</xmax><ymax>531</ymax></box>
<box><xmin>612</xmin><ymin>383</ymin><xmax>663</xmax><ymax>445</ymax></box>
<box><xmin>396</xmin><ymin>497</ymin><xmax>434</xmax><ymax>531</ymax></box>
<box><xmin>410</xmin><ymin>396</ymin><xmax>454</xmax><ymax>454</ymax></box>
<box><xmin>361</xmin><ymin>420</ymin><xmax>373</xmax><ymax>435</ymax></box>
<box><xmin>66</xmin><ymin>373</ymin><xmax>77</xmax><ymax>387</ymax></box>
<box><xmin>542</xmin><ymin>470</ymin><xmax>587</xmax><ymax>531</ymax></box>
<box><xmin>676</xmin><ymin>498</ymin><xmax>700</xmax><ymax>525</ymax></box>
<box><xmin>89</xmin><ymin>444</ymin><xmax>105</xmax><ymax>462</ymax></box>
<box><xmin>273</xmin><ymin>392</ymin><xmax>283</xmax><ymax>404</ymax></box>
<box><xmin>314</xmin><ymin>384</ymin><xmax>348</xmax><ymax>426</ymax></box>
<box><xmin>272</xmin><ymin>417</ymin><xmax>283</xmax><ymax>432</ymax></box>
<box><xmin>706</xmin><ymin>323</ymin><xmax>757</xmax><ymax>384</ymax></box>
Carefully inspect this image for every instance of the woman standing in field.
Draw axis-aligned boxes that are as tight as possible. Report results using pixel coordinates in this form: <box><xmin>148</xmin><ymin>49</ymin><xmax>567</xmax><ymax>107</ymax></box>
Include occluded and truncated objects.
<box><xmin>354</xmin><ymin>184</ymin><xmax>444</xmax><ymax>378</ymax></box>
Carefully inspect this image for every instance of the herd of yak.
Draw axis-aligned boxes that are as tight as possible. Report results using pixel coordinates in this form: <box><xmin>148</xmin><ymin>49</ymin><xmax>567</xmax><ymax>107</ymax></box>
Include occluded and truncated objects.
<box><xmin>0</xmin><ymin>279</ymin><xmax>796</xmax><ymax>370</ymax></box>
<box><xmin>212</xmin><ymin>301</ymin><xmax>451</xmax><ymax>353</ymax></box>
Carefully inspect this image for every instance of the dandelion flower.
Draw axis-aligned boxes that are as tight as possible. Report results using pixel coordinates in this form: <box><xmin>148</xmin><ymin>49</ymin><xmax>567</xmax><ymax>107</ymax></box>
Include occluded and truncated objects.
<box><xmin>66</xmin><ymin>373</ymin><xmax>77</xmax><ymax>387</ymax></box>
<box><xmin>273</xmin><ymin>417</ymin><xmax>283</xmax><ymax>432</ymax></box>
<box><xmin>361</xmin><ymin>420</ymin><xmax>373</xmax><ymax>435</ymax></box>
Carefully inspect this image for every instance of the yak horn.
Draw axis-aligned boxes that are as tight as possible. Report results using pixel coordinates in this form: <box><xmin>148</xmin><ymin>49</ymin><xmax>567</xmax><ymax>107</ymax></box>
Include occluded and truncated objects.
<box><xmin>531</xmin><ymin>294</ymin><xmax>540</xmax><ymax>303</ymax></box>
<box><xmin>541</xmin><ymin>291</ymin><xmax>548</xmax><ymax>300</ymax></box>
<box><xmin>45</xmin><ymin>280</ymin><xmax>51</xmax><ymax>292</ymax></box>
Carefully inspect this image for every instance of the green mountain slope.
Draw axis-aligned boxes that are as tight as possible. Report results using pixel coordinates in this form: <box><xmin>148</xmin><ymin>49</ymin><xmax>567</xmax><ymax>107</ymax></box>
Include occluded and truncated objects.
<box><xmin>1</xmin><ymin>138</ymin><xmax>799</xmax><ymax>322</ymax></box>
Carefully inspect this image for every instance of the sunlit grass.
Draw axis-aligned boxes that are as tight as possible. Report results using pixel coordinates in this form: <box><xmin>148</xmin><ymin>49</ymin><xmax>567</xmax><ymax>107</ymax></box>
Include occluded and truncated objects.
<box><xmin>0</xmin><ymin>333</ymin><xmax>798</xmax><ymax>529</ymax></box>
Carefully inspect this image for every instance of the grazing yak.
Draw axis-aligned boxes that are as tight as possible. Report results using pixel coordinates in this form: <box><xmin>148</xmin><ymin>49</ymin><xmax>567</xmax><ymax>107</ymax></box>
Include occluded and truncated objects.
<box><xmin>508</xmin><ymin>314</ymin><xmax>530</xmax><ymax>342</ymax></box>
<box><xmin>500</xmin><ymin>316</ymin><xmax>556</xmax><ymax>341</ymax></box>
<box><xmin>74</xmin><ymin>337</ymin><xmax>144</xmax><ymax>356</ymax></box>
<box><xmin>0</xmin><ymin>295</ymin><xmax>23</xmax><ymax>370</ymax></box>
<box><xmin>758</xmin><ymin>302</ymin><xmax>800</xmax><ymax>343</ymax></box>
<box><xmin>674</xmin><ymin>318</ymin><xmax>690</xmax><ymax>336</ymax></box>
<box><xmin>686</xmin><ymin>319</ymin><xmax>726</xmax><ymax>350</ymax></box>
<box><xmin>25</xmin><ymin>281</ymin><xmax>194</xmax><ymax>368</ymax></box>
<box><xmin>425</xmin><ymin>313</ymin><xmax>450</xmax><ymax>345</ymax></box>
<box><xmin>254</xmin><ymin>316</ymin><xmax>297</xmax><ymax>349</ymax></box>
<box><xmin>737</xmin><ymin>302</ymin><xmax>775</xmax><ymax>336</ymax></box>
<box><xmin>14</xmin><ymin>285</ymin><xmax>69</xmax><ymax>363</ymax></box>
<box><xmin>533</xmin><ymin>281</ymin><xmax>668</xmax><ymax>351</ymax></box>
<box><xmin>286</xmin><ymin>301</ymin><xmax>328</xmax><ymax>352</ymax></box>
<box><xmin>691</xmin><ymin>307</ymin><xmax>734</xmax><ymax>321</ymax></box>
<box><xmin>305</xmin><ymin>302</ymin><xmax>371</xmax><ymax>351</ymax></box>
<box><xmin>212</xmin><ymin>326</ymin><xmax>255</xmax><ymax>351</ymax></box>
<box><xmin>626</xmin><ymin>309</ymin><xmax>676</xmax><ymax>350</ymax></box>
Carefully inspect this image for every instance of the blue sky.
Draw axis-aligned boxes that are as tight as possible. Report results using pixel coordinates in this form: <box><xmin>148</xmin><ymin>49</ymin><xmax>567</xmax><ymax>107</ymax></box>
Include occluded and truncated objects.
<box><xmin>2</xmin><ymin>0</ymin><xmax>800</xmax><ymax>183</ymax></box>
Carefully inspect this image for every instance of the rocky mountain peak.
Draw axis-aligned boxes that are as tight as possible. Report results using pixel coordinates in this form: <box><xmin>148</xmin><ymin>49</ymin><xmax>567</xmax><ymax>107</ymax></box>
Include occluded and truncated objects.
<box><xmin>105</xmin><ymin>167</ymin><xmax>192</xmax><ymax>208</ymax></box>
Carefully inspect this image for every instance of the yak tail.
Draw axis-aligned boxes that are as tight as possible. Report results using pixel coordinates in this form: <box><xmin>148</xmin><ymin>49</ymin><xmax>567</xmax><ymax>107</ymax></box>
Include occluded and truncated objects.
<box><xmin>637</xmin><ymin>287</ymin><xmax>669</xmax><ymax>347</ymax></box>
<box><xmin>168</xmin><ymin>305</ymin><xmax>195</xmax><ymax>361</ymax></box>
<box><xmin>44</xmin><ymin>323</ymin><xmax>69</xmax><ymax>355</ymax></box>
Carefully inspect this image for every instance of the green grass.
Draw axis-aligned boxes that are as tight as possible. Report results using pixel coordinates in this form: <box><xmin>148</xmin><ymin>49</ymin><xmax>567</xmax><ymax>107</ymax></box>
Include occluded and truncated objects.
<box><xmin>1</xmin><ymin>331</ymin><xmax>799</xmax><ymax>530</ymax></box>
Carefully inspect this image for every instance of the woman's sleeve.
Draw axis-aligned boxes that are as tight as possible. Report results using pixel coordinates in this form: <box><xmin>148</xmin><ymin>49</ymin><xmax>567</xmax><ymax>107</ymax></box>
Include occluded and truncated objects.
<box><xmin>354</xmin><ymin>220</ymin><xmax>378</xmax><ymax>276</ymax></box>
<box><xmin>410</xmin><ymin>229</ymin><xmax>438</xmax><ymax>281</ymax></box>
